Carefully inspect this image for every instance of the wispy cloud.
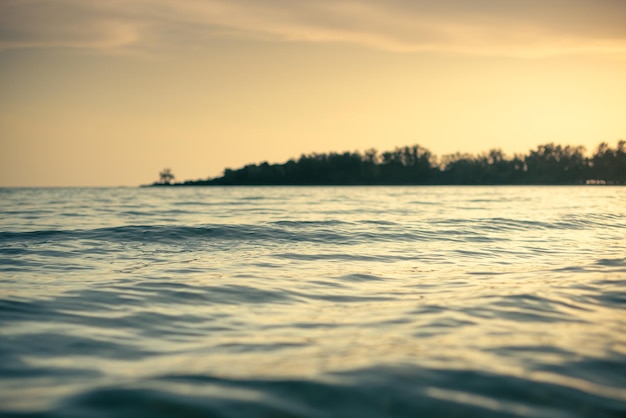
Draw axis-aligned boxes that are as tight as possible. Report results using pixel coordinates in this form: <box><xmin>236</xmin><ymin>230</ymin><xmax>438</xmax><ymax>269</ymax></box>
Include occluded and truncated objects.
<box><xmin>2</xmin><ymin>0</ymin><xmax>626</xmax><ymax>57</ymax></box>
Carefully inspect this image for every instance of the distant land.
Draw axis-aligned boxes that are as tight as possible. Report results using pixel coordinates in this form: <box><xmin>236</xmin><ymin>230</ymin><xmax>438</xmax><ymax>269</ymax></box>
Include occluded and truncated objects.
<box><xmin>147</xmin><ymin>141</ymin><xmax>626</xmax><ymax>187</ymax></box>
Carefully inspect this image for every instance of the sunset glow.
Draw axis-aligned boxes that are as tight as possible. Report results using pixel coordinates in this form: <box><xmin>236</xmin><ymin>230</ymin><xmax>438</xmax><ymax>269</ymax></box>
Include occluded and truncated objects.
<box><xmin>1</xmin><ymin>0</ymin><xmax>625</xmax><ymax>186</ymax></box>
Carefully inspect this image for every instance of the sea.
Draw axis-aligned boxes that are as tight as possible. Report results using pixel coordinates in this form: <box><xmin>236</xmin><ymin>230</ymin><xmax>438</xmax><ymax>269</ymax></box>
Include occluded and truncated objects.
<box><xmin>0</xmin><ymin>186</ymin><xmax>625</xmax><ymax>418</ymax></box>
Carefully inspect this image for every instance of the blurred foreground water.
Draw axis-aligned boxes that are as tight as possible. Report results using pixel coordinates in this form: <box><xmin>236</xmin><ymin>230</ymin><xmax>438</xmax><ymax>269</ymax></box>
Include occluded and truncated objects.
<box><xmin>1</xmin><ymin>186</ymin><xmax>625</xmax><ymax>417</ymax></box>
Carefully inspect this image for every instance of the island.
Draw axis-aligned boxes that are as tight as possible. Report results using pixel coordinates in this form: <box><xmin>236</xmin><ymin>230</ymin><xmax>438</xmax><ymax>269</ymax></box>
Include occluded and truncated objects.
<box><xmin>147</xmin><ymin>141</ymin><xmax>626</xmax><ymax>186</ymax></box>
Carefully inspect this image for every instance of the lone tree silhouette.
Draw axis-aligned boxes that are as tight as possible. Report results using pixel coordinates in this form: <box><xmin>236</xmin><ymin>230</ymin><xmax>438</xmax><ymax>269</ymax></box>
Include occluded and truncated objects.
<box><xmin>158</xmin><ymin>168</ymin><xmax>175</xmax><ymax>185</ymax></box>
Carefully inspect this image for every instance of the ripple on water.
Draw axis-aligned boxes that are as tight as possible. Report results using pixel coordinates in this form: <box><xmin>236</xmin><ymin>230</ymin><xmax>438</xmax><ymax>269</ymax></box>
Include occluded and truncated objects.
<box><xmin>1</xmin><ymin>186</ymin><xmax>625</xmax><ymax>417</ymax></box>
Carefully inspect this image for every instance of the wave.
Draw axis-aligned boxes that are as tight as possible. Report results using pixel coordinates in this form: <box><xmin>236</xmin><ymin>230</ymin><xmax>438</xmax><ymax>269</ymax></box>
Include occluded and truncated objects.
<box><xmin>2</xmin><ymin>213</ymin><xmax>622</xmax><ymax>248</ymax></box>
<box><xmin>4</xmin><ymin>364</ymin><xmax>625</xmax><ymax>417</ymax></box>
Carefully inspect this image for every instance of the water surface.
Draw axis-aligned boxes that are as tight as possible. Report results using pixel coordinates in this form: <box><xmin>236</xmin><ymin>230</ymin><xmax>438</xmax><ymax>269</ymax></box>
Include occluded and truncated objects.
<box><xmin>1</xmin><ymin>186</ymin><xmax>625</xmax><ymax>417</ymax></box>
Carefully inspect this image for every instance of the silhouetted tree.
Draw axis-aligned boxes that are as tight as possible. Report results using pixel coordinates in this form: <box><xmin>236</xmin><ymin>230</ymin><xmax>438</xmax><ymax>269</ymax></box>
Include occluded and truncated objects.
<box><xmin>523</xmin><ymin>143</ymin><xmax>587</xmax><ymax>184</ymax></box>
<box><xmin>590</xmin><ymin>141</ymin><xmax>626</xmax><ymax>184</ymax></box>
<box><xmin>158</xmin><ymin>168</ymin><xmax>175</xmax><ymax>185</ymax></box>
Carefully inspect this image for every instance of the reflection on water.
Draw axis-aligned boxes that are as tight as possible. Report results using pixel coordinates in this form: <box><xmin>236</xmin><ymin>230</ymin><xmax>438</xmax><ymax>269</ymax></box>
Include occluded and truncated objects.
<box><xmin>0</xmin><ymin>186</ymin><xmax>625</xmax><ymax>417</ymax></box>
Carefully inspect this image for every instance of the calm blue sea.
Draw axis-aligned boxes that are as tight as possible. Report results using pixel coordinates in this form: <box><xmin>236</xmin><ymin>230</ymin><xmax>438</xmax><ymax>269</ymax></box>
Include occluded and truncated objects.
<box><xmin>1</xmin><ymin>186</ymin><xmax>625</xmax><ymax>417</ymax></box>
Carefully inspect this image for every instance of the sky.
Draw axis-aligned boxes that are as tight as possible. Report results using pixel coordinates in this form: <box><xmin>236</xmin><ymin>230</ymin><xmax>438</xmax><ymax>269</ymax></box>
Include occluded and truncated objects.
<box><xmin>1</xmin><ymin>0</ymin><xmax>625</xmax><ymax>187</ymax></box>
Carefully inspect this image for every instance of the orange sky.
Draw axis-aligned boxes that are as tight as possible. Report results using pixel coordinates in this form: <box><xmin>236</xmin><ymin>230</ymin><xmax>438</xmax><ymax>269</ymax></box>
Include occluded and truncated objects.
<box><xmin>1</xmin><ymin>0</ymin><xmax>625</xmax><ymax>186</ymax></box>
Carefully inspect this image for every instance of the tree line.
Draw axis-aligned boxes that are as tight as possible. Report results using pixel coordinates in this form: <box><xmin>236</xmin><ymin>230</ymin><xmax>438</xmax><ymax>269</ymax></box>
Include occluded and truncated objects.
<box><xmin>154</xmin><ymin>141</ymin><xmax>625</xmax><ymax>186</ymax></box>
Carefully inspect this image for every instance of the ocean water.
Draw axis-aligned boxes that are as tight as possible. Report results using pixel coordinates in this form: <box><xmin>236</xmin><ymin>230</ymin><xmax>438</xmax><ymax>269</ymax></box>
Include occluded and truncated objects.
<box><xmin>1</xmin><ymin>186</ymin><xmax>625</xmax><ymax>418</ymax></box>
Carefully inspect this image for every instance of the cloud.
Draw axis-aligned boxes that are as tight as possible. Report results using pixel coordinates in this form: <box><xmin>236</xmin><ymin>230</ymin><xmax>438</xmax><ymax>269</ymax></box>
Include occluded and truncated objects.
<box><xmin>0</xmin><ymin>1</ymin><xmax>139</xmax><ymax>50</ymax></box>
<box><xmin>1</xmin><ymin>0</ymin><xmax>626</xmax><ymax>57</ymax></box>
